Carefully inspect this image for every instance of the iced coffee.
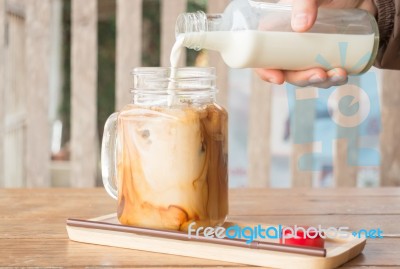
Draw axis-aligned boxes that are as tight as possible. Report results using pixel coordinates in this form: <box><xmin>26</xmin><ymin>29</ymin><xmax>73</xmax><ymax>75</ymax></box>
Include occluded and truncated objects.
<box><xmin>115</xmin><ymin>103</ymin><xmax>228</xmax><ymax>231</ymax></box>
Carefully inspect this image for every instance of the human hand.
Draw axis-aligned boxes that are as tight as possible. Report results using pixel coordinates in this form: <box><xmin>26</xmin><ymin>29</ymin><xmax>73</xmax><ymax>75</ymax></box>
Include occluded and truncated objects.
<box><xmin>256</xmin><ymin>0</ymin><xmax>378</xmax><ymax>88</ymax></box>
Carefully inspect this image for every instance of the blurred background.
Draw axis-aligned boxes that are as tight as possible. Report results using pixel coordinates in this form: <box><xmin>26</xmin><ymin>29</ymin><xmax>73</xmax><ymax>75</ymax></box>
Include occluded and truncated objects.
<box><xmin>0</xmin><ymin>0</ymin><xmax>398</xmax><ymax>189</ymax></box>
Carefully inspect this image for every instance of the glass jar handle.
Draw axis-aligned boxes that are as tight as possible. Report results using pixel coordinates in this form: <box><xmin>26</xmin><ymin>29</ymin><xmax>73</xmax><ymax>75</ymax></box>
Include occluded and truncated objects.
<box><xmin>101</xmin><ymin>112</ymin><xmax>118</xmax><ymax>199</ymax></box>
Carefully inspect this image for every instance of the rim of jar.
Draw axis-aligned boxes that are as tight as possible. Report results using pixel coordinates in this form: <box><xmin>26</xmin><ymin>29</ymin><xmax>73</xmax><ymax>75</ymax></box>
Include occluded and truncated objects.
<box><xmin>131</xmin><ymin>67</ymin><xmax>217</xmax><ymax>95</ymax></box>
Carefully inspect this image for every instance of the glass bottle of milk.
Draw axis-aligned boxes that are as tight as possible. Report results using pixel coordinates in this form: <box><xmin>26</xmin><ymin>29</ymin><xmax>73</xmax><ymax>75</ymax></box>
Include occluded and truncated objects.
<box><xmin>176</xmin><ymin>0</ymin><xmax>379</xmax><ymax>74</ymax></box>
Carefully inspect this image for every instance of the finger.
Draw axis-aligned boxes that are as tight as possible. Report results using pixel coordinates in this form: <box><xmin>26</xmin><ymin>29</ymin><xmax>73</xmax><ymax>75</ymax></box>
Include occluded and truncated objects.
<box><xmin>291</xmin><ymin>0</ymin><xmax>319</xmax><ymax>32</ymax></box>
<box><xmin>283</xmin><ymin>68</ymin><xmax>328</xmax><ymax>87</ymax></box>
<box><xmin>327</xmin><ymin>68</ymin><xmax>348</xmax><ymax>83</ymax></box>
<box><xmin>312</xmin><ymin>78</ymin><xmax>348</xmax><ymax>89</ymax></box>
<box><xmin>305</xmin><ymin>68</ymin><xmax>348</xmax><ymax>89</ymax></box>
<box><xmin>254</xmin><ymin>68</ymin><xmax>285</xmax><ymax>84</ymax></box>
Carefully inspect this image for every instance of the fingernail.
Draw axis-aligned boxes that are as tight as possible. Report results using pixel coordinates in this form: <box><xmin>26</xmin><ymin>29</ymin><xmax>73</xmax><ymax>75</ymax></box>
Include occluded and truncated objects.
<box><xmin>268</xmin><ymin>78</ymin><xmax>280</xmax><ymax>84</ymax></box>
<box><xmin>309</xmin><ymin>74</ymin><xmax>325</xmax><ymax>84</ymax></box>
<box><xmin>330</xmin><ymin>75</ymin><xmax>346</xmax><ymax>83</ymax></box>
<box><xmin>293</xmin><ymin>14</ymin><xmax>309</xmax><ymax>29</ymax></box>
<box><xmin>262</xmin><ymin>76</ymin><xmax>279</xmax><ymax>84</ymax></box>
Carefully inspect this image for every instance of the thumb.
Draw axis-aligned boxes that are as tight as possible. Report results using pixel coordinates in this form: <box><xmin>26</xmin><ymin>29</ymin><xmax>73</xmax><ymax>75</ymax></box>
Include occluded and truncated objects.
<box><xmin>291</xmin><ymin>0</ymin><xmax>319</xmax><ymax>32</ymax></box>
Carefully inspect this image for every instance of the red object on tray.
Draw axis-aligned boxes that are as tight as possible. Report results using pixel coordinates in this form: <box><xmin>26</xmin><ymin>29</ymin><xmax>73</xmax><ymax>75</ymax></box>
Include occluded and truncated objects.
<box><xmin>280</xmin><ymin>226</ymin><xmax>325</xmax><ymax>248</ymax></box>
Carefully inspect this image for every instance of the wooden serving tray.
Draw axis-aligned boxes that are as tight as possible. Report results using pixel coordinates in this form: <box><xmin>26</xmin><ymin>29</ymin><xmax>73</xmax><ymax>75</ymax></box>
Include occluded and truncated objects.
<box><xmin>66</xmin><ymin>214</ymin><xmax>366</xmax><ymax>269</ymax></box>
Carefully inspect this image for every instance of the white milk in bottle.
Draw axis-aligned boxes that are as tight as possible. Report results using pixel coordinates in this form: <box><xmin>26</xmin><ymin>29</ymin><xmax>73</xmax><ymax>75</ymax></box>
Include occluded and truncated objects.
<box><xmin>174</xmin><ymin>0</ymin><xmax>379</xmax><ymax>74</ymax></box>
<box><xmin>180</xmin><ymin>30</ymin><xmax>376</xmax><ymax>74</ymax></box>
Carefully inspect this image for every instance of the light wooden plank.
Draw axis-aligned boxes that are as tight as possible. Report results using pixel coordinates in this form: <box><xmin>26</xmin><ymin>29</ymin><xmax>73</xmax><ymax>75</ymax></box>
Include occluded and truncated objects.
<box><xmin>4</xmin><ymin>213</ymin><xmax>400</xmax><ymax>239</ymax></box>
<box><xmin>291</xmin><ymin>143</ymin><xmax>314</xmax><ymax>187</ymax></box>
<box><xmin>334</xmin><ymin>137</ymin><xmax>358</xmax><ymax>186</ymax></box>
<box><xmin>5</xmin><ymin>0</ymin><xmax>24</xmax><ymax>17</ymax></box>
<box><xmin>160</xmin><ymin>0</ymin><xmax>186</xmax><ymax>67</ymax></box>
<box><xmin>344</xmin><ymin>239</ymin><xmax>400</xmax><ymax>267</ymax></box>
<box><xmin>2</xmin><ymin>188</ymin><xmax>400</xmax><ymax>216</ymax></box>
<box><xmin>248</xmin><ymin>75</ymin><xmax>272</xmax><ymax>187</ymax></box>
<box><xmin>230</xmin><ymin>186</ymin><xmax>400</xmax><ymax>197</ymax></box>
<box><xmin>1</xmin><ymin>188</ymin><xmax>400</xmax><ymax>268</ymax></box>
<box><xmin>334</xmin><ymin>137</ymin><xmax>358</xmax><ymax>187</ymax></box>
<box><xmin>380</xmin><ymin>69</ymin><xmax>400</xmax><ymax>186</ymax></box>
<box><xmin>290</xmin><ymin>87</ymin><xmax>315</xmax><ymax>187</ymax></box>
<box><xmin>0</xmin><ymin>0</ymin><xmax>5</xmax><ymax>186</ymax></box>
<box><xmin>333</xmin><ymin>79</ymin><xmax>360</xmax><ymax>187</ymax></box>
<box><xmin>71</xmin><ymin>0</ymin><xmax>98</xmax><ymax>187</ymax></box>
<box><xmin>0</xmin><ymin>239</ymin><xmax>232</xmax><ymax>268</ymax></box>
<box><xmin>229</xmin><ymin>194</ymin><xmax>400</xmax><ymax>215</ymax></box>
<box><xmin>3</xmin><ymin>3</ymin><xmax>26</xmax><ymax>187</ymax></box>
<box><xmin>25</xmin><ymin>0</ymin><xmax>52</xmax><ymax>187</ymax></box>
<box><xmin>1</xmin><ymin>237</ymin><xmax>398</xmax><ymax>268</ymax></box>
<box><xmin>48</xmin><ymin>0</ymin><xmax>63</xmax><ymax>128</ymax></box>
<box><xmin>115</xmin><ymin>0</ymin><xmax>142</xmax><ymax>111</ymax></box>
<box><xmin>207</xmin><ymin>0</ymin><xmax>230</xmax><ymax>109</ymax></box>
<box><xmin>229</xmin><ymin>214</ymin><xmax>400</xmax><ymax>234</ymax></box>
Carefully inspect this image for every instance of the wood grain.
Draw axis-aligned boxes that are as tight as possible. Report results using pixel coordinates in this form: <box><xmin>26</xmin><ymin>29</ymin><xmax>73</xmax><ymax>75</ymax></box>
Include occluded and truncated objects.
<box><xmin>290</xmin><ymin>87</ymin><xmax>316</xmax><ymax>187</ymax></box>
<box><xmin>0</xmin><ymin>188</ymin><xmax>399</xmax><ymax>268</ymax></box>
<box><xmin>25</xmin><ymin>0</ymin><xmax>52</xmax><ymax>187</ymax></box>
<box><xmin>70</xmin><ymin>0</ymin><xmax>98</xmax><ymax>187</ymax></box>
<box><xmin>334</xmin><ymin>138</ymin><xmax>358</xmax><ymax>187</ymax></box>
<box><xmin>0</xmin><ymin>239</ymin><xmax>235</xmax><ymax>268</ymax></box>
<box><xmin>160</xmin><ymin>0</ymin><xmax>186</xmax><ymax>67</ymax></box>
<box><xmin>333</xmin><ymin>78</ymin><xmax>360</xmax><ymax>187</ymax></box>
<box><xmin>2</xmin><ymin>1</ymin><xmax>26</xmax><ymax>187</ymax></box>
<box><xmin>248</xmin><ymin>76</ymin><xmax>272</xmax><ymax>187</ymax></box>
<box><xmin>115</xmin><ymin>0</ymin><xmax>142</xmax><ymax>111</ymax></box>
<box><xmin>380</xmin><ymin>69</ymin><xmax>400</xmax><ymax>186</ymax></box>
<box><xmin>291</xmin><ymin>143</ymin><xmax>314</xmax><ymax>187</ymax></box>
<box><xmin>0</xmin><ymin>0</ymin><xmax>5</xmax><ymax>186</ymax></box>
<box><xmin>229</xmin><ymin>215</ymin><xmax>400</xmax><ymax>234</ymax></box>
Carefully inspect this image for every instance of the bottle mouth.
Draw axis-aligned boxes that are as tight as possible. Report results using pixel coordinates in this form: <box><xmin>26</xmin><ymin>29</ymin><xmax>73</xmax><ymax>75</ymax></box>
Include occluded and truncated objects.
<box><xmin>175</xmin><ymin>11</ymin><xmax>223</xmax><ymax>50</ymax></box>
<box><xmin>132</xmin><ymin>67</ymin><xmax>217</xmax><ymax>94</ymax></box>
<box><xmin>175</xmin><ymin>11</ymin><xmax>208</xmax><ymax>37</ymax></box>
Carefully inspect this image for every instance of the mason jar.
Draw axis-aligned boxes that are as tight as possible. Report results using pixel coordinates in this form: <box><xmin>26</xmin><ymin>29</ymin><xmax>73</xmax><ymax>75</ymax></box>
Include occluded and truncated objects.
<box><xmin>101</xmin><ymin>67</ymin><xmax>228</xmax><ymax>231</ymax></box>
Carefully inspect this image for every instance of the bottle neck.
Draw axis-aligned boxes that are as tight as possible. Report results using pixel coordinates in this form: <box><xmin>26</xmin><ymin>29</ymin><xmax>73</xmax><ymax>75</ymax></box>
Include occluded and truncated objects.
<box><xmin>132</xmin><ymin>67</ymin><xmax>217</xmax><ymax>107</ymax></box>
<box><xmin>175</xmin><ymin>11</ymin><xmax>222</xmax><ymax>50</ymax></box>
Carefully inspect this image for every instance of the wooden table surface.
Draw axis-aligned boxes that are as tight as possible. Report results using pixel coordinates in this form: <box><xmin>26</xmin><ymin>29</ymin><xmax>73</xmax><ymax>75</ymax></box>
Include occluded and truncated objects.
<box><xmin>1</xmin><ymin>188</ymin><xmax>399</xmax><ymax>268</ymax></box>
